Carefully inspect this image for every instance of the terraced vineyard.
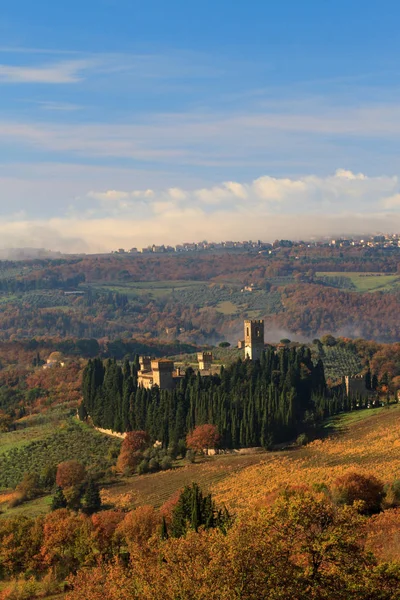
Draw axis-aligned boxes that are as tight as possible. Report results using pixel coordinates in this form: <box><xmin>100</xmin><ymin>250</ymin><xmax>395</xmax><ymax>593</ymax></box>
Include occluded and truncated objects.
<box><xmin>317</xmin><ymin>344</ymin><xmax>363</xmax><ymax>380</ymax></box>
<box><xmin>0</xmin><ymin>415</ymin><xmax>121</xmax><ymax>489</ymax></box>
<box><xmin>99</xmin><ymin>404</ymin><xmax>400</xmax><ymax>517</ymax></box>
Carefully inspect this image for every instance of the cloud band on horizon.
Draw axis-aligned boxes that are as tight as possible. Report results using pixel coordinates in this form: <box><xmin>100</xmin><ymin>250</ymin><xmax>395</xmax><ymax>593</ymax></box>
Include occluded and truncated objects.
<box><xmin>0</xmin><ymin>169</ymin><xmax>398</xmax><ymax>253</ymax></box>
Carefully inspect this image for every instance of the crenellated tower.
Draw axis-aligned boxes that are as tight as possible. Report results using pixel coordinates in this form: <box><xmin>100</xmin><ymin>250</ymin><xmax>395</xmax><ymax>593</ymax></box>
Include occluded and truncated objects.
<box><xmin>244</xmin><ymin>319</ymin><xmax>264</xmax><ymax>361</ymax></box>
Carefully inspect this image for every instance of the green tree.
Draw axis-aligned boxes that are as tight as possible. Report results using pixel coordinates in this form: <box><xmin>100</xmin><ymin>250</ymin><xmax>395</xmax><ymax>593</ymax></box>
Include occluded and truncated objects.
<box><xmin>171</xmin><ymin>483</ymin><xmax>229</xmax><ymax>537</ymax></box>
<box><xmin>82</xmin><ymin>479</ymin><xmax>101</xmax><ymax>515</ymax></box>
<box><xmin>51</xmin><ymin>486</ymin><xmax>67</xmax><ymax>511</ymax></box>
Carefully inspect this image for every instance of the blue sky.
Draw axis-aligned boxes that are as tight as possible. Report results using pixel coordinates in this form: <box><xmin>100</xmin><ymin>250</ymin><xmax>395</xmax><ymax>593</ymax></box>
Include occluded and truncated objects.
<box><xmin>0</xmin><ymin>0</ymin><xmax>400</xmax><ymax>251</ymax></box>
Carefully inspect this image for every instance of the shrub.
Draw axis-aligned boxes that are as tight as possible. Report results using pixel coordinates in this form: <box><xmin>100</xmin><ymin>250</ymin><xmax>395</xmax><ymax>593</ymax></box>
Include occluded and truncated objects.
<box><xmin>8</xmin><ymin>495</ymin><xmax>24</xmax><ymax>509</ymax></box>
<box><xmin>148</xmin><ymin>458</ymin><xmax>160</xmax><ymax>472</ymax></box>
<box><xmin>186</xmin><ymin>449</ymin><xmax>195</xmax><ymax>463</ymax></box>
<box><xmin>383</xmin><ymin>480</ymin><xmax>400</xmax><ymax>508</ymax></box>
<box><xmin>116</xmin><ymin>431</ymin><xmax>150</xmax><ymax>475</ymax></box>
<box><xmin>167</xmin><ymin>442</ymin><xmax>179</xmax><ymax>460</ymax></box>
<box><xmin>296</xmin><ymin>433</ymin><xmax>309</xmax><ymax>446</ymax></box>
<box><xmin>177</xmin><ymin>439</ymin><xmax>187</xmax><ymax>458</ymax></box>
<box><xmin>137</xmin><ymin>460</ymin><xmax>149</xmax><ymax>475</ymax></box>
<box><xmin>312</xmin><ymin>482</ymin><xmax>329</xmax><ymax>494</ymax></box>
<box><xmin>51</xmin><ymin>486</ymin><xmax>67</xmax><ymax>511</ymax></box>
<box><xmin>0</xmin><ymin>576</ymin><xmax>40</xmax><ymax>600</ymax></box>
<box><xmin>161</xmin><ymin>456</ymin><xmax>172</xmax><ymax>471</ymax></box>
<box><xmin>332</xmin><ymin>472</ymin><xmax>385</xmax><ymax>514</ymax></box>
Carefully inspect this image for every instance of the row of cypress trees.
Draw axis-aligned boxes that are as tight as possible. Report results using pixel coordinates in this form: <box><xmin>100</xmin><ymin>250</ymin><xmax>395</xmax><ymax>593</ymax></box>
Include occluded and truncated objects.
<box><xmin>80</xmin><ymin>347</ymin><xmax>340</xmax><ymax>448</ymax></box>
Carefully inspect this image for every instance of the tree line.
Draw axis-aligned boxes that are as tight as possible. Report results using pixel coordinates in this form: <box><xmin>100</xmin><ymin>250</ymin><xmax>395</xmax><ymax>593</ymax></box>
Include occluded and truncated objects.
<box><xmin>81</xmin><ymin>348</ymin><xmax>346</xmax><ymax>449</ymax></box>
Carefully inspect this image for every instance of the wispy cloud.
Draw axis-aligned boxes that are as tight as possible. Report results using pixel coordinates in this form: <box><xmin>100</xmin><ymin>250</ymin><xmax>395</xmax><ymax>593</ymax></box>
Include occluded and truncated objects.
<box><xmin>1</xmin><ymin>100</ymin><xmax>400</xmax><ymax>166</ymax></box>
<box><xmin>37</xmin><ymin>101</ymin><xmax>82</xmax><ymax>111</ymax></box>
<box><xmin>0</xmin><ymin>59</ymin><xmax>92</xmax><ymax>83</ymax></box>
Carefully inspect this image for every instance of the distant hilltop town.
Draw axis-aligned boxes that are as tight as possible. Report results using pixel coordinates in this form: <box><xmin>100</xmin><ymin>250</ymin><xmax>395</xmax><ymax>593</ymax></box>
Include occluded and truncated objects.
<box><xmin>113</xmin><ymin>233</ymin><xmax>400</xmax><ymax>255</ymax></box>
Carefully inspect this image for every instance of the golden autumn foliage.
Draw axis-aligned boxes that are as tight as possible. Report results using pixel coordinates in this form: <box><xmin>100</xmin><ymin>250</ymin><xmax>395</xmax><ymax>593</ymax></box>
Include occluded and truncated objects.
<box><xmin>66</xmin><ymin>490</ymin><xmax>400</xmax><ymax>600</ymax></box>
<box><xmin>91</xmin><ymin>510</ymin><xmax>125</xmax><ymax>559</ymax></box>
<box><xmin>116</xmin><ymin>505</ymin><xmax>160</xmax><ymax>552</ymax></box>
<box><xmin>212</xmin><ymin>405</ymin><xmax>400</xmax><ymax>511</ymax></box>
<box><xmin>3</xmin><ymin>399</ymin><xmax>400</xmax><ymax>598</ymax></box>
<box><xmin>366</xmin><ymin>508</ymin><xmax>400</xmax><ymax>563</ymax></box>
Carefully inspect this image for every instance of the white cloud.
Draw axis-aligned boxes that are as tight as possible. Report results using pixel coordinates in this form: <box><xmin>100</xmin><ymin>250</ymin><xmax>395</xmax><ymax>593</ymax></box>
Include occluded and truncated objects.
<box><xmin>0</xmin><ymin>209</ymin><xmax>397</xmax><ymax>255</ymax></box>
<box><xmin>252</xmin><ymin>176</ymin><xmax>306</xmax><ymax>201</ymax></box>
<box><xmin>0</xmin><ymin>60</ymin><xmax>91</xmax><ymax>83</ymax></box>
<box><xmin>0</xmin><ymin>168</ymin><xmax>398</xmax><ymax>253</ymax></box>
<box><xmin>88</xmin><ymin>190</ymin><xmax>130</xmax><ymax>202</ymax></box>
<box><xmin>87</xmin><ymin>189</ymin><xmax>154</xmax><ymax>202</ymax></box>
<box><xmin>382</xmin><ymin>193</ymin><xmax>400</xmax><ymax>208</ymax></box>
<box><xmin>334</xmin><ymin>169</ymin><xmax>366</xmax><ymax>180</ymax></box>
<box><xmin>168</xmin><ymin>187</ymin><xmax>187</xmax><ymax>201</ymax></box>
<box><xmin>132</xmin><ymin>189</ymin><xmax>154</xmax><ymax>198</ymax></box>
<box><xmin>223</xmin><ymin>181</ymin><xmax>248</xmax><ymax>199</ymax></box>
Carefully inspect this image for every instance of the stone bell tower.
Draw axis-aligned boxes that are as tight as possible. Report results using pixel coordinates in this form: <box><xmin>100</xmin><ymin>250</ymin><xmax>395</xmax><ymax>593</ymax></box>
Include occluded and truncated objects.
<box><xmin>244</xmin><ymin>319</ymin><xmax>264</xmax><ymax>361</ymax></box>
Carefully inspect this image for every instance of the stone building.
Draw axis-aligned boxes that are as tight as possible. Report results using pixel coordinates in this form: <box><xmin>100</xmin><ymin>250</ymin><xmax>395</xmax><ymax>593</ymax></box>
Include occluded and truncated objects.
<box><xmin>43</xmin><ymin>351</ymin><xmax>65</xmax><ymax>369</ymax></box>
<box><xmin>137</xmin><ymin>357</ymin><xmax>183</xmax><ymax>390</ymax></box>
<box><xmin>244</xmin><ymin>319</ymin><xmax>265</xmax><ymax>361</ymax></box>
<box><xmin>344</xmin><ymin>374</ymin><xmax>378</xmax><ymax>402</ymax></box>
<box><xmin>197</xmin><ymin>351</ymin><xmax>213</xmax><ymax>372</ymax></box>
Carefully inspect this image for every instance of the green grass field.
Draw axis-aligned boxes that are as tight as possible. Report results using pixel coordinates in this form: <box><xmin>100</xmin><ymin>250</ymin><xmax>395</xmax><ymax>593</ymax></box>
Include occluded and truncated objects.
<box><xmin>215</xmin><ymin>300</ymin><xmax>240</xmax><ymax>315</ymax></box>
<box><xmin>317</xmin><ymin>271</ymin><xmax>400</xmax><ymax>292</ymax></box>
<box><xmin>0</xmin><ymin>412</ymin><xmax>121</xmax><ymax>490</ymax></box>
<box><xmin>0</xmin><ymin>422</ymin><xmax>58</xmax><ymax>455</ymax></box>
<box><xmin>0</xmin><ymin>494</ymin><xmax>52</xmax><ymax>519</ymax></box>
<box><xmin>90</xmin><ymin>280</ymin><xmax>207</xmax><ymax>299</ymax></box>
<box><xmin>0</xmin><ymin>409</ymin><xmax>72</xmax><ymax>456</ymax></box>
<box><xmin>322</xmin><ymin>403</ymin><xmax>395</xmax><ymax>431</ymax></box>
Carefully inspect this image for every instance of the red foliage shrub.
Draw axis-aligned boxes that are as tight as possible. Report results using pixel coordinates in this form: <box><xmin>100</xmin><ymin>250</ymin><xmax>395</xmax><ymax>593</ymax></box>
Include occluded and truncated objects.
<box><xmin>331</xmin><ymin>472</ymin><xmax>385</xmax><ymax>514</ymax></box>
<box><xmin>116</xmin><ymin>430</ymin><xmax>150</xmax><ymax>474</ymax></box>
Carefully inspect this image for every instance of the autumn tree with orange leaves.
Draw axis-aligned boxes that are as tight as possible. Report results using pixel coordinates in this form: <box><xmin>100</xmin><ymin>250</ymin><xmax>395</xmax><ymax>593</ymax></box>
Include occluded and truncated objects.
<box><xmin>116</xmin><ymin>430</ymin><xmax>150</xmax><ymax>474</ymax></box>
<box><xmin>186</xmin><ymin>424</ymin><xmax>220</xmax><ymax>455</ymax></box>
<box><xmin>65</xmin><ymin>489</ymin><xmax>400</xmax><ymax>600</ymax></box>
<box><xmin>55</xmin><ymin>460</ymin><xmax>87</xmax><ymax>510</ymax></box>
<box><xmin>56</xmin><ymin>460</ymin><xmax>86</xmax><ymax>489</ymax></box>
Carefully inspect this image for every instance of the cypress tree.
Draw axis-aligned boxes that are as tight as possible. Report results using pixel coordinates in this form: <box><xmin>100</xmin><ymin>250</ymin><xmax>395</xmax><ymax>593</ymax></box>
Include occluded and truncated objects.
<box><xmin>365</xmin><ymin>369</ymin><xmax>372</xmax><ymax>390</ymax></box>
<box><xmin>51</xmin><ymin>486</ymin><xmax>67</xmax><ymax>511</ymax></box>
<box><xmin>82</xmin><ymin>478</ymin><xmax>101</xmax><ymax>515</ymax></box>
<box><xmin>83</xmin><ymin>347</ymin><xmax>340</xmax><ymax>451</ymax></box>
